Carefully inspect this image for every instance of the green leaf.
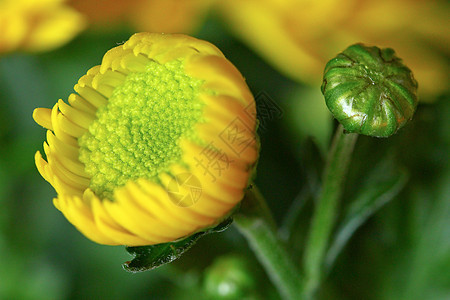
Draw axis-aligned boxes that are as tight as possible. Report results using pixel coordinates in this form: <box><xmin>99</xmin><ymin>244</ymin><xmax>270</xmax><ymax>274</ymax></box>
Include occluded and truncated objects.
<box><xmin>325</xmin><ymin>159</ymin><xmax>409</xmax><ymax>271</ymax></box>
<box><xmin>123</xmin><ymin>218</ymin><xmax>233</xmax><ymax>272</ymax></box>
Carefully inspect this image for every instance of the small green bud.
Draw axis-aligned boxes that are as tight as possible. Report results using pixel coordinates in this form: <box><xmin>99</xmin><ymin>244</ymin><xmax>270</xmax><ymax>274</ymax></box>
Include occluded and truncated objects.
<box><xmin>203</xmin><ymin>255</ymin><xmax>257</xmax><ymax>299</ymax></box>
<box><xmin>321</xmin><ymin>43</ymin><xmax>418</xmax><ymax>137</ymax></box>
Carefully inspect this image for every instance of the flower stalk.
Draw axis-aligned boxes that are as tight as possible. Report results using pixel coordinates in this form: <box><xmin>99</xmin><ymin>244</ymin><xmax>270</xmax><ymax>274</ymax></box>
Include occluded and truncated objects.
<box><xmin>301</xmin><ymin>124</ymin><xmax>358</xmax><ymax>298</ymax></box>
<box><xmin>234</xmin><ymin>185</ymin><xmax>303</xmax><ymax>300</ymax></box>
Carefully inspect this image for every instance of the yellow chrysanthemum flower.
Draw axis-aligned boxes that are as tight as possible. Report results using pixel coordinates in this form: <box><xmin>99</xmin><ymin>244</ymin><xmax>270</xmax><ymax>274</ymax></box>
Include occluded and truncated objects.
<box><xmin>217</xmin><ymin>0</ymin><xmax>449</xmax><ymax>99</ymax></box>
<box><xmin>33</xmin><ymin>32</ymin><xmax>258</xmax><ymax>246</ymax></box>
<box><xmin>0</xmin><ymin>0</ymin><xmax>86</xmax><ymax>53</ymax></box>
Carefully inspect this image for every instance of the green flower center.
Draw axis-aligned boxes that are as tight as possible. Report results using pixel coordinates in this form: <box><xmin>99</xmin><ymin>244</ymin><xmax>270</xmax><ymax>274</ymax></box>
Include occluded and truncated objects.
<box><xmin>78</xmin><ymin>59</ymin><xmax>204</xmax><ymax>200</ymax></box>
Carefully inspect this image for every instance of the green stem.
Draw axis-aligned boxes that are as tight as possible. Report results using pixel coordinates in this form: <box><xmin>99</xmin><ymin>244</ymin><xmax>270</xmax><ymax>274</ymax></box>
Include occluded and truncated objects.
<box><xmin>234</xmin><ymin>185</ymin><xmax>303</xmax><ymax>300</ymax></box>
<box><xmin>302</xmin><ymin>124</ymin><xmax>358</xmax><ymax>299</ymax></box>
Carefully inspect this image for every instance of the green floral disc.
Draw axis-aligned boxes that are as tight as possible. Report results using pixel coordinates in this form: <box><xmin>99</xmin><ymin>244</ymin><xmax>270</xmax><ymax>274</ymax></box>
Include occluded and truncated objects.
<box><xmin>321</xmin><ymin>43</ymin><xmax>418</xmax><ymax>137</ymax></box>
<box><xmin>78</xmin><ymin>59</ymin><xmax>204</xmax><ymax>200</ymax></box>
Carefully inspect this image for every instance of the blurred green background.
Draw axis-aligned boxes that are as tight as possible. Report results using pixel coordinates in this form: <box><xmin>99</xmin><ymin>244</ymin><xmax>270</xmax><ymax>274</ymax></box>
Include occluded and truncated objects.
<box><xmin>0</xmin><ymin>1</ymin><xmax>449</xmax><ymax>299</ymax></box>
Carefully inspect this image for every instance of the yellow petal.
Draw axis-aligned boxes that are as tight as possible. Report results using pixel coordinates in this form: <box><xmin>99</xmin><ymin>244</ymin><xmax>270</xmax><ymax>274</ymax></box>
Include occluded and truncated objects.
<box><xmin>33</xmin><ymin>108</ymin><xmax>53</xmax><ymax>131</ymax></box>
<box><xmin>54</xmin><ymin>195</ymin><xmax>120</xmax><ymax>245</ymax></box>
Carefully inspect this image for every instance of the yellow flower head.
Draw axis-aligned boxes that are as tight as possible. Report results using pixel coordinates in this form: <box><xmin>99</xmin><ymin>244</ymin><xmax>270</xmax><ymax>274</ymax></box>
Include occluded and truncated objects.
<box><xmin>0</xmin><ymin>0</ymin><xmax>86</xmax><ymax>53</ymax></box>
<box><xmin>33</xmin><ymin>33</ymin><xmax>258</xmax><ymax>246</ymax></box>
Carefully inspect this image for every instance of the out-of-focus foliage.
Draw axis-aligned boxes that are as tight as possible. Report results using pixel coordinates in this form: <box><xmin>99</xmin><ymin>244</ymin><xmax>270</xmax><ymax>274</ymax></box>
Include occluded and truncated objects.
<box><xmin>0</xmin><ymin>1</ymin><xmax>448</xmax><ymax>299</ymax></box>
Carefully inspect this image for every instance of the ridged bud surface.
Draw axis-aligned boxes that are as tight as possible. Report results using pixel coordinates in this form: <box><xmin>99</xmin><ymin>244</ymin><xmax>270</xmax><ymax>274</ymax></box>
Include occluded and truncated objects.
<box><xmin>321</xmin><ymin>44</ymin><xmax>418</xmax><ymax>137</ymax></box>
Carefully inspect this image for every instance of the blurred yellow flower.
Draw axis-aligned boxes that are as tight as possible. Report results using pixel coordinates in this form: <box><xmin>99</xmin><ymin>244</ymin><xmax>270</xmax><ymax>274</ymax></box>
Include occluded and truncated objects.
<box><xmin>0</xmin><ymin>0</ymin><xmax>86</xmax><ymax>53</ymax></box>
<box><xmin>33</xmin><ymin>32</ymin><xmax>258</xmax><ymax>246</ymax></box>
<box><xmin>217</xmin><ymin>0</ymin><xmax>449</xmax><ymax>100</ymax></box>
<box><xmin>131</xmin><ymin>0</ymin><xmax>214</xmax><ymax>33</ymax></box>
<box><xmin>70</xmin><ymin>0</ymin><xmax>214</xmax><ymax>33</ymax></box>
